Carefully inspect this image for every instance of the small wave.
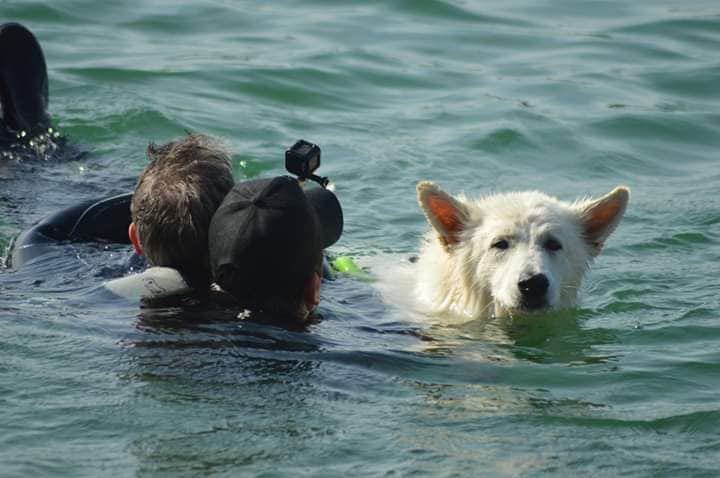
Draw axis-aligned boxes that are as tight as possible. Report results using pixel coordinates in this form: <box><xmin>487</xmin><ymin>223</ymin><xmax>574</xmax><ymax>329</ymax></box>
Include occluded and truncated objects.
<box><xmin>390</xmin><ymin>0</ymin><xmax>532</xmax><ymax>28</ymax></box>
<box><xmin>542</xmin><ymin>409</ymin><xmax>720</xmax><ymax>435</ymax></box>
<box><xmin>628</xmin><ymin>231</ymin><xmax>713</xmax><ymax>252</ymax></box>
<box><xmin>472</xmin><ymin>127</ymin><xmax>534</xmax><ymax>153</ymax></box>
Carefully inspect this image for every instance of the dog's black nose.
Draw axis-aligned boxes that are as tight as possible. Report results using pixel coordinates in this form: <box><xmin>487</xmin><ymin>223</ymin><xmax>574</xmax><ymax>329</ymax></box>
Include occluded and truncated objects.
<box><xmin>518</xmin><ymin>274</ymin><xmax>549</xmax><ymax>309</ymax></box>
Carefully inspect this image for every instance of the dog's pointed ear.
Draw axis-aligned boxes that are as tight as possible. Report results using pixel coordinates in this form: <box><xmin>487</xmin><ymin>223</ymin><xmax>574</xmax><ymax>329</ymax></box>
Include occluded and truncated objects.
<box><xmin>577</xmin><ymin>186</ymin><xmax>630</xmax><ymax>256</ymax></box>
<box><xmin>417</xmin><ymin>181</ymin><xmax>469</xmax><ymax>248</ymax></box>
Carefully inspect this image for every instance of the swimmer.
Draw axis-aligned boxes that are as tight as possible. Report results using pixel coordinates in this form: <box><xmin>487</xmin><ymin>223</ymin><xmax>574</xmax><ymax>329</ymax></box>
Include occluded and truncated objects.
<box><xmin>208</xmin><ymin>175</ymin><xmax>343</xmax><ymax>323</ymax></box>
<box><xmin>10</xmin><ymin>133</ymin><xmax>235</xmax><ymax>304</ymax></box>
<box><xmin>9</xmin><ymin>143</ymin><xmax>348</xmax><ymax>315</ymax></box>
<box><xmin>105</xmin><ymin>132</ymin><xmax>235</xmax><ymax>300</ymax></box>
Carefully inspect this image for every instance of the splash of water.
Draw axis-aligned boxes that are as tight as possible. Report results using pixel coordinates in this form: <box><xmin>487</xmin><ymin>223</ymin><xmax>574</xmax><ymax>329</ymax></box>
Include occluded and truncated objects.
<box><xmin>1</xmin><ymin>126</ymin><xmax>65</xmax><ymax>162</ymax></box>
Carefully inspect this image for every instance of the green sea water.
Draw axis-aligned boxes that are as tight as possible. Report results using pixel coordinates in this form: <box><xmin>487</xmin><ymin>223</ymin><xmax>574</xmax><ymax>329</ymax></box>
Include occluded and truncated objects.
<box><xmin>1</xmin><ymin>0</ymin><xmax>720</xmax><ymax>476</ymax></box>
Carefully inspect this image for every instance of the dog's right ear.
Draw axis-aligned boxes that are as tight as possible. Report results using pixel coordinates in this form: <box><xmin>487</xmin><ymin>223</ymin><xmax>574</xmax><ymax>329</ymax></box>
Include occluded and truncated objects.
<box><xmin>417</xmin><ymin>181</ymin><xmax>468</xmax><ymax>248</ymax></box>
<box><xmin>577</xmin><ymin>186</ymin><xmax>630</xmax><ymax>256</ymax></box>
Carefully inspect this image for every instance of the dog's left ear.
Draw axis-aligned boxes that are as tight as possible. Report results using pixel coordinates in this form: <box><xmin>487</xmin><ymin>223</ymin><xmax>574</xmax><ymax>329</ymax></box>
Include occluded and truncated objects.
<box><xmin>577</xmin><ymin>186</ymin><xmax>630</xmax><ymax>256</ymax></box>
<box><xmin>417</xmin><ymin>181</ymin><xmax>469</xmax><ymax>248</ymax></box>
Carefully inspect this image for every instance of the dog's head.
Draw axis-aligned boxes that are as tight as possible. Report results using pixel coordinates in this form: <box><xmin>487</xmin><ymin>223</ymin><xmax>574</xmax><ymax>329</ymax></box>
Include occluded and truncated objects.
<box><xmin>417</xmin><ymin>182</ymin><xmax>629</xmax><ymax>318</ymax></box>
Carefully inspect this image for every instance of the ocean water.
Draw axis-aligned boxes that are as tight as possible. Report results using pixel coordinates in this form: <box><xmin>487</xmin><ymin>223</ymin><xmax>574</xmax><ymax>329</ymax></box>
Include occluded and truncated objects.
<box><xmin>1</xmin><ymin>0</ymin><xmax>720</xmax><ymax>476</ymax></box>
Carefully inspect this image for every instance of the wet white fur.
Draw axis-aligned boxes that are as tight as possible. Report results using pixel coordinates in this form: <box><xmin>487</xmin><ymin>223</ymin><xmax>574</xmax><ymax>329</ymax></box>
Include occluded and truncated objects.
<box><xmin>415</xmin><ymin>183</ymin><xmax>629</xmax><ymax>319</ymax></box>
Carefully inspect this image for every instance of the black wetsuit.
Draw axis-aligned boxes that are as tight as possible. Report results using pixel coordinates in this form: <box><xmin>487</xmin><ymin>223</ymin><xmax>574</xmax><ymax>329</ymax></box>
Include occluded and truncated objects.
<box><xmin>9</xmin><ymin>193</ymin><xmax>133</xmax><ymax>268</ymax></box>
<box><xmin>0</xmin><ymin>22</ymin><xmax>50</xmax><ymax>145</ymax></box>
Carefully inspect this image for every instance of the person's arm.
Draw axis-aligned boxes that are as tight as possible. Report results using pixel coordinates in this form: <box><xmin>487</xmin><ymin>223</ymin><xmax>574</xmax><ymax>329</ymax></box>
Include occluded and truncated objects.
<box><xmin>9</xmin><ymin>193</ymin><xmax>133</xmax><ymax>268</ymax></box>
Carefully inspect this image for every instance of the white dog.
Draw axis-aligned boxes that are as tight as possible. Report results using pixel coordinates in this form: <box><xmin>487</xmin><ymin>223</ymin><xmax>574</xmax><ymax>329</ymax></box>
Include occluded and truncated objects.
<box><xmin>414</xmin><ymin>182</ymin><xmax>629</xmax><ymax>319</ymax></box>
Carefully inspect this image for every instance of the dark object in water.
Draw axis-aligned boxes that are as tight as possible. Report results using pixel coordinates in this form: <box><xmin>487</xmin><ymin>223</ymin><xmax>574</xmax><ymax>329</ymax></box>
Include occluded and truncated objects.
<box><xmin>9</xmin><ymin>193</ymin><xmax>133</xmax><ymax>268</ymax></box>
<box><xmin>0</xmin><ymin>22</ymin><xmax>50</xmax><ymax>142</ymax></box>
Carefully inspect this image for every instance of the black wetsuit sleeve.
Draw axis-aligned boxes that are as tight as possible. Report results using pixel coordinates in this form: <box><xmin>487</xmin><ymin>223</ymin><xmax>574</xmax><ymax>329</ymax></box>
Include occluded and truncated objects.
<box><xmin>10</xmin><ymin>193</ymin><xmax>133</xmax><ymax>267</ymax></box>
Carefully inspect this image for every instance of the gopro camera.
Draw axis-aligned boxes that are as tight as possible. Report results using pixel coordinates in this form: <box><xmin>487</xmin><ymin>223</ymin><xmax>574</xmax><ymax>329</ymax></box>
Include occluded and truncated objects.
<box><xmin>285</xmin><ymin>139</ymin><xmax>329</xmax><ymax>188</ymax></box>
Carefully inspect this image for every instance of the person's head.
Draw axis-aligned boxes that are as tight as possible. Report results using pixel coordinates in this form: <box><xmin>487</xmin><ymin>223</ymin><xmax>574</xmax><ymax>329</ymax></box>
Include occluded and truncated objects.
<box><xmin>208</xmin><ymin>176</ymin><xmax>343</xmax><ymax>321</ymax></box>
<box><xmin>129</xmin><ymin>132</ymin><xmax>234</xmax><ymax>288</ymax></box>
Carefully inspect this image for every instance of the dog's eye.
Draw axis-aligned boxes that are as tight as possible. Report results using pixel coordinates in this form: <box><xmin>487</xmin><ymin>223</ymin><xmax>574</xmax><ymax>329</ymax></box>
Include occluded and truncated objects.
<box><xmin>544</xmin><ymin>238</ymin><xmax>562</xmax><ymax>252</ymax></box>
<box><xmin>491</xmin><ymin>239</ymin><xmax>509</xmax><ymax>250</ymax></box>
